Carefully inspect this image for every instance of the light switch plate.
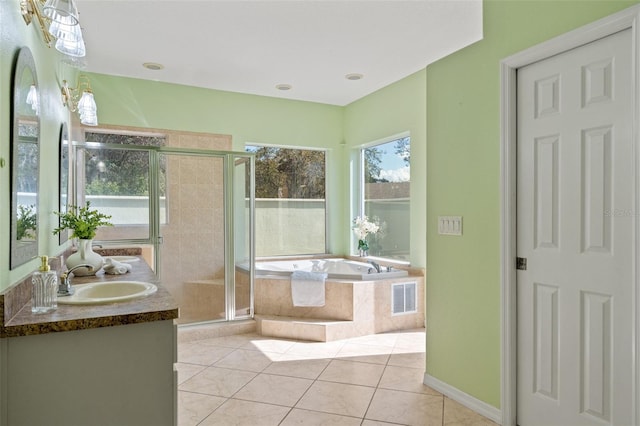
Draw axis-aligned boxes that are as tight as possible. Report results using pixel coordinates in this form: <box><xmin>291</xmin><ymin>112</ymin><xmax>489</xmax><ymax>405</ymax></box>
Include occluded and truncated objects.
<box><xmin>438</xmin><ymin>216</ymin><xmax>462</xmax><ymax>236</ymax></box>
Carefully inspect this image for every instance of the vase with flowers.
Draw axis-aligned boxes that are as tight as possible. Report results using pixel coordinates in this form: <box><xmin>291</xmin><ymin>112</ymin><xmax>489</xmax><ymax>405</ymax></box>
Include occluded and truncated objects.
<box><xmin>53</xmin><ymin>202</ymin><xmax>113</xmax><ymax>276</ymax></box>
<box><xmin>352</xmin><ymin>215</ymin><xmax>379</xmax><ymax>257</ymax></box>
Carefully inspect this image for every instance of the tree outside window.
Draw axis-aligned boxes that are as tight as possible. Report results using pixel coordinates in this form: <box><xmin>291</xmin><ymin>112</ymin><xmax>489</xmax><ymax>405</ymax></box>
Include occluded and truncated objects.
<box><xmin>246</xmin><ymin>145</ymin><xmax>326</xmax><ymax>256</ymax></box>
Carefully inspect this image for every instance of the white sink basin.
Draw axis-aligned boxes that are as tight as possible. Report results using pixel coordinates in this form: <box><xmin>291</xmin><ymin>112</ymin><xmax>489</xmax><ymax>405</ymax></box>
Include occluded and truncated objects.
<box><xmin>58</xmin><ymin>281</ymin><xmax>157</xmax><ymax>305</ymax></box>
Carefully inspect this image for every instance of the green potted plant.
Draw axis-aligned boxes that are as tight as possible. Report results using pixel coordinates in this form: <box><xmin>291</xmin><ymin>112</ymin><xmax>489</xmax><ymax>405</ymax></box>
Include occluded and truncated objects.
<box><xmin>53</xmin><ymin>201</ymin><xmax>113</xmax><ymax>276</ymax></box>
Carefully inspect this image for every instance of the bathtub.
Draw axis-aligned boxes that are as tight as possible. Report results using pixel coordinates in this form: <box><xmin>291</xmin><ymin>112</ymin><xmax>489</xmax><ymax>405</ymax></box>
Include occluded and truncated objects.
<box><xmin>253</xmin><ymin>258</ymin><xmax>409</xmax><ymax>281</ymax></box>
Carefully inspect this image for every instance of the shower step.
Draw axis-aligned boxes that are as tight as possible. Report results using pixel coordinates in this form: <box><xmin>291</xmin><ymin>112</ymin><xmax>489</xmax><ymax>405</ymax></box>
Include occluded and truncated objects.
<box><xmin>256</xmin><ymin>315</ymin><xmax>356</xmax><ymax>342</ymax></box>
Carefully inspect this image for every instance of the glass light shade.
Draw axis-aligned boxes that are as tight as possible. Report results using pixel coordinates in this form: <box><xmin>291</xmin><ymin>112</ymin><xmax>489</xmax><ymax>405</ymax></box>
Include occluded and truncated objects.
<box><xmin>77</xmin><ymin>91</ymin><xmax>97</xmax><ymax>113</ymax></box>
<box><xmin>79</xmin><ymin>108</ymin><xmax>96</xmax><ymax>118</ymax></box>
<box><xmin>42</xmin><ymin>0</ymin><xmax>79</xmax><ymax>25</ymax></box>
<box><xmin>26</xmin><ymin>84</ymin><xmax>39</xmax><ymax>114</ymax></box>
<box><xmin>80</xmin><ymin>111</ymin><xmax>98</xmax><ymax>126</ymax></box>
<box><xmin>55</xmin><ymin>33</ymin><xmax>86</xmax><ymax>57</ymax></box>
<box><xmin>49</xmin><ymin>19</ymin><xmax>82</xmax><ymax>42</ymax></box>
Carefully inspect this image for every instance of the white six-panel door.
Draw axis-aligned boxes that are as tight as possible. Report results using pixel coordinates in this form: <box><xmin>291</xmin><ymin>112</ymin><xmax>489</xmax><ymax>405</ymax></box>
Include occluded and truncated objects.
<box><xmin>516</xmin><ymin>29</ymin><xmax>634</xmax><ymax>425</ymax></box>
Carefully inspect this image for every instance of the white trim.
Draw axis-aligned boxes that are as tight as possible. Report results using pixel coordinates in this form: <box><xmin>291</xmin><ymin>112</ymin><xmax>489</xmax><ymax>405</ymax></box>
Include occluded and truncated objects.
<box><xmin>424</xmin><ymin>374</ymin><xmax>502</xmax><ymax>424</ymax></box>
<box><xmin>500</xmin><ymin>5</ymin><xmax>640</xmax><ymax>426</ymax></box>
<box><xmin>244</xmin><ymin>141</ymin><xmax>328</xmax><ymax>152</ymax></box>
<box><xmin>358</xmin><ymin>130</ymin><xmax>411</xmax><ymax>150</ymax></box>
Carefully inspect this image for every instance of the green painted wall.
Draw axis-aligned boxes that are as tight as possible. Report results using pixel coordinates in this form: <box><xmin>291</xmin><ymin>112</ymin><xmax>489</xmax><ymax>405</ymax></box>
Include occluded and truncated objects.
<box><xmin>344</xmin><ymin>69</ymin><xmax>426</xmax><ymax>266</ymax></box>
<box><xmin>426</xmin><ymin>0</ymin><xmax>639</xmax><ymax>408</ymax></box>
<box><xmin>0</xmin><ymin>0</ymin><xmax>77</xmax><ymax>291</ymax></box>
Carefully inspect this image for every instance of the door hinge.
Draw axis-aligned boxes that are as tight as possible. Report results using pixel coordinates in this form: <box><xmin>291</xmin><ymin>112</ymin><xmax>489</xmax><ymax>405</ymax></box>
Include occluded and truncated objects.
<box><xmin>516</xmin><ymin>257</ymin><xmax>527</xmax><ymax>271</ymax></box>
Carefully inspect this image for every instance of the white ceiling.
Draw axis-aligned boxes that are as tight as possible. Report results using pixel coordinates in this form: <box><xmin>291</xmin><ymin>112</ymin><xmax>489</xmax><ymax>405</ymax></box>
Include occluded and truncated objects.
<box><xmin>75</xmin><ymin>0</ymin><xmax>483</xmax><ymax>106</ymax></box>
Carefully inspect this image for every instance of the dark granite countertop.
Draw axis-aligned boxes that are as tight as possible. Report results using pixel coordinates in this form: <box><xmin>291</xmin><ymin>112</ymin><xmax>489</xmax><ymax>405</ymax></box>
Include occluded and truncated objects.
<box><xmin>1</xmin><ymin>255</ymin><xmax>179</xmax><ymax>338</ymax></box>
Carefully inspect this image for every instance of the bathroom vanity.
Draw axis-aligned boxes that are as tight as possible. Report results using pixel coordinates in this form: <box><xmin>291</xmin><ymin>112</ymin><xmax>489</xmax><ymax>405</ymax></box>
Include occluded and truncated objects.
<box><xmin>0</xmin><ymin>256</ymin><xmax>178</xmax><ymax>426</ymax></box>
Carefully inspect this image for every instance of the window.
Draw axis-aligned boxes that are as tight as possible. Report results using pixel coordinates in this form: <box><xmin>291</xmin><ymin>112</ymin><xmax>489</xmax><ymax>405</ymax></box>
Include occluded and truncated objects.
<box><xmin>80</xmin><ymin>132</ymin><xmax>166</xmax><ymax>241</ymax></box>
<box><xmin>361</xmin><ymin>135</ymin><xmax>410</xmax><ymax>260</ymax></box>
<box><xmin>246</xmin><ymin>145</ymin><xmax>326</xmax><ymax>256</ymax></box>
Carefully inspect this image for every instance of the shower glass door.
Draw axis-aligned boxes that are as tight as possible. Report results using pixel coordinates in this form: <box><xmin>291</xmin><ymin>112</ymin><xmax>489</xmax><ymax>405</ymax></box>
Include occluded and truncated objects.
<box><xmin>158</xmin><ymin>151</ymin><xmax>254</xmax><ymax>324</ymax></box>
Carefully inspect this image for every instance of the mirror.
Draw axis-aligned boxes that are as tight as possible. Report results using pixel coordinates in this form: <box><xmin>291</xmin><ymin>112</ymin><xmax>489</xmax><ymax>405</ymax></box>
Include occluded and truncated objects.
<box><xmin>58</xmin><ymin>123</ymin><xmax>70</xmax><ymax>244</ymax></box>
<box><xmin>10</xmin><ymin>46</ymin><xmax>40</xmax><ymax>269</ymax></box>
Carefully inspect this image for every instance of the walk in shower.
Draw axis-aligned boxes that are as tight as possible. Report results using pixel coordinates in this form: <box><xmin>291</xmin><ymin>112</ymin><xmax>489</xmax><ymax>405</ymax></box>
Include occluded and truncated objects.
<box><xmin>73</xmin><ymin>129</ymin><xmax>255</xmax><ymax>324</ymax></box>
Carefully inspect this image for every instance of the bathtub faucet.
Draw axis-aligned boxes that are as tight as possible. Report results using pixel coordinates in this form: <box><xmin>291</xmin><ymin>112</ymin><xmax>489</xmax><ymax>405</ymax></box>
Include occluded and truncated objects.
<box><xmin>367</xmin><ymin>260</ymin><xmax>381</xmax><ymax>273</ymax></box>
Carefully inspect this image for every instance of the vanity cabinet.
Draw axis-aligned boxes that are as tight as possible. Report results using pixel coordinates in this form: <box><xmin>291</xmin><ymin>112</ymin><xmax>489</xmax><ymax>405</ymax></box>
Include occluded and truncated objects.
<box><xmin>0</xmin><ymin>255</ymin><xmax>179</xmax><ymax>425</ymax></box>
<box><xmin>3</xmin><ymin>319</ymin><xmax>176</xmax><ymax>426</ymax></box>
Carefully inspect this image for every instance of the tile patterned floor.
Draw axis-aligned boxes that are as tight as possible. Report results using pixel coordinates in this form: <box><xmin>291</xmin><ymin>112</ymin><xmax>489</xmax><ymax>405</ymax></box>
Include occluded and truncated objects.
<box><xmin>177</xmin><ymin>328</ymin><xmax>497</xmax><ymax>426</ymax></box>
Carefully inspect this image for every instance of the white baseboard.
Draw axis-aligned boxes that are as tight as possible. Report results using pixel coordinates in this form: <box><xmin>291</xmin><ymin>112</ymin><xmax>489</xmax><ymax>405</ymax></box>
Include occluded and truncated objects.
<box><xmin>423</xmin><ymin>374</ymin><xmax>502</xmax><ymax>424</ymax></box>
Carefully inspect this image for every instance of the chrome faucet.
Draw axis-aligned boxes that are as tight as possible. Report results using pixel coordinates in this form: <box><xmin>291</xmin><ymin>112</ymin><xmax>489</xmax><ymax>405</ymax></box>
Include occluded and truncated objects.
<box><xmin>58</xmin><ymin>264</ymin><xmax>94</xmax><ymax>296</ymax></box>
<box><xmin>367</xmin><ymin>260</ymin><xmax>381</xmax><ymax>273</ymax></box>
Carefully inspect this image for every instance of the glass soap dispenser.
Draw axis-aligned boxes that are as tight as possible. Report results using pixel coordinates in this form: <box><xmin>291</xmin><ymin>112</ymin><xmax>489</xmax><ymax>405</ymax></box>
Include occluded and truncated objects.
<box><xmin>32</xmin><ymin>255</ymin><xmax>58</xmax><ymax>314</ymax></box>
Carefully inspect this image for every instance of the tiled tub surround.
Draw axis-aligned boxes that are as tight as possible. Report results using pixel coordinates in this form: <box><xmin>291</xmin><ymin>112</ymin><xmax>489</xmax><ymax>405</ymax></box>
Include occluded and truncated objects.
<box><xmin>0</xmin><ymin>250</ymin><xmax>179</xmax><ymax>425</ymax></box>
<box><xmin>254</xmin><ymin>262</ymin><xmax>425</xmax><ymax>342</ymax></box>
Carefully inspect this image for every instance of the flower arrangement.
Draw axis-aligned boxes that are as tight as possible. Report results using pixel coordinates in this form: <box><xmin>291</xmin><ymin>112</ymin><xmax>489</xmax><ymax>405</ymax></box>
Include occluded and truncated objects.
<box><xmin>352</xmin><ymin>215</ymin><xmax>379</xmax><ymax>254</ymax></box>
<box><xmin>53</xmin><ymin>201</ymin><xmax>113</xmax><ymax>240</ymax></box>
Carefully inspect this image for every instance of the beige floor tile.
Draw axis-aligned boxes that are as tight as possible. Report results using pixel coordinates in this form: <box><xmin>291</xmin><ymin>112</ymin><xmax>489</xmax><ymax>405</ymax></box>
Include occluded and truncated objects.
<box><xmin>199</xmin><ymin>399</ymin><xmax>290</xmax><ymax>426</ymax></box>
<box><xmin>387</xmin><ymin>351</ymin><xmax>426</xmax><ymax>369</ymax></box>
<box><xmin>241</xmin><ymin>337</ymin><xmax>298</xmax><ymax>353</ymax></box>
<box><xmin>334</xmin><ymin>343</ymin><xmax>391</xmax><ymax>364</ymax></box>
<box><xmin>263</xmin><ymin>354</ymin><xmax>331</xmax><ymax>379</ymax></box>
<box><xmin>391</xmin><ymin>343</ymin><xmax>425</xmax><ymax>354</ymax></box>
<box><xmin>234</xmin><ymin>373</ymin><xmax>313</xmax><ymax>406</ymax></box>
<box><xmin>378</xmin><ymin>365</ymin><xmax>440</xmax><ymax>395</ymax></box>
<box><xmin>366</xmin><ymin>388</ymin><xmax>443</xmax><ymax>426</ymax></box>
<box><xmin>213</xmin><ymin>348</ymin><xmax>280</xmax><ymax>372</ymax></box>
<box><xmin>281</xmin><ymin>408</ymin><xmax>362</xmax><ymax>425</ymax></box>
<box><xmin>198</xmin><ymin>333</ymin><xmax>263</xmax><ymax>349</ymax></box>
<box><xmin>296</xmin><ymin>381</ymin><xmax>375</xmax><ymax>418</ymax></box>
<box><xmin>175</xmin><ymin>362</ymin><xmax>206</xmax><ymax>385</ymax></box>
<box><xmin>287</xmin><ymin>340</ymin><xmax>347</xmax><ymax>359</ymax></box>
<box><xmin>177</xmin><ymin>391</ymin><xmax>225</xmax><ymax>426</ymax></box>
<box><xmin>394</xmin><ymin>331</ymin><xmax>426</xmax><ymax>351</ymax></box>
<box><xmin>176</xmin><ymin>329</ymin><xmax>498</xmax><ymax>426</ymax></box>
<box><xmin>178</xmin><ymin>342</ymin><xmax>235</xmax><ymax>366</ymax></box>
<box><xmin>179</xmin><ymin>366</ymin><xmax>257</xmax><ymax>397</ymax></box>
<box><xmin>348</xmin><ymin>333</ymin><xmax>399</xmax><ymax>348</ymax></box>
<box><xmin>443</xmin><ymin>397</ymin><xmax>499</xmax><ymax>426</ymax></box>
<box><xmin>318</xmin><ymin>359</ymin><xmax>385</xmax><ymax>387</ymax></box>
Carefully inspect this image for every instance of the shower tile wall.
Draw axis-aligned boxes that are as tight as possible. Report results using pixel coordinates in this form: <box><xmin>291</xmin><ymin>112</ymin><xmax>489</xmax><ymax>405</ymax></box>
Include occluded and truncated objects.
<box><xmin>161</xmin><ymin>132</ymin><xmax>231</xmax><ymax>324</ymax></box>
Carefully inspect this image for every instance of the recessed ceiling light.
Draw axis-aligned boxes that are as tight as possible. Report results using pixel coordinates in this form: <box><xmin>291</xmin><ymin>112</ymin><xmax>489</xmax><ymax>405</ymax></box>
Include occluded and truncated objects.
<box><xmin>276</xmin><ymin>84</ymin><xmax>292</xmax><ymax>91</ymax></box>
<box><xmin>143</xmin><ymin>62</ymin><xmax>164</xmax><ymax>71</ymax></box>
<box><xmin>345</xmin><ymin>73</ymin><xmax>364</xmax><ymax>81</ymax></box>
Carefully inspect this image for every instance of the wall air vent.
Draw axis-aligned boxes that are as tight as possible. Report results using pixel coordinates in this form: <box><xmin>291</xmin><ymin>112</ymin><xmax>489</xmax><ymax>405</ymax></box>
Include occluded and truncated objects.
<box><xmin>392</xmin><ymin>282</ymin><xmax>417</xmax><ymax>315</ymax></box>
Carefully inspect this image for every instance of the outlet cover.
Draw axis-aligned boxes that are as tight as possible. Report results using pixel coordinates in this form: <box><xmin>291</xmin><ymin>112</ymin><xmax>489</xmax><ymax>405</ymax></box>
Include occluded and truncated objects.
<box><xmin>438</xmin><ymin>216</ymin><xmax>462</xmax><ymax>236</ymax></box>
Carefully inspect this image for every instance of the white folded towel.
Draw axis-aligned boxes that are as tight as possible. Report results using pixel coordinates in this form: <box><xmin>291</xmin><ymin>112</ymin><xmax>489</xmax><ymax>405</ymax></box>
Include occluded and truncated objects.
<box><xmin>291</xmin><ymin>270</ymin><xmax>327</xmax><ymax>307</ymax></box>
<box><xmin>103</xmin><ymin>258</ymin><xmax>132</xmax><ymax>275</ymax></box>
